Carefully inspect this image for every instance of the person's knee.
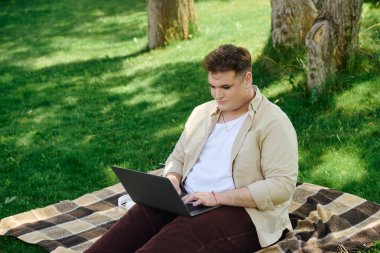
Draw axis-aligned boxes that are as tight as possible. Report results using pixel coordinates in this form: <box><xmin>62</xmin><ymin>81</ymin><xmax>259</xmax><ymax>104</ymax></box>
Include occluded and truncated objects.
<box><xmin>126</xmin><ymin>203</ymin><xmax>145</xmax><ymax>216</ymax></box>
<box><xmin>135</xmin><ymin>220</ymin><xmax>198</xmax><ymax>253</ymax></box>
<box><xmin>122</xmin><ymin>204</ymin><xmax>157</xmax><ymax>222</ymax></box>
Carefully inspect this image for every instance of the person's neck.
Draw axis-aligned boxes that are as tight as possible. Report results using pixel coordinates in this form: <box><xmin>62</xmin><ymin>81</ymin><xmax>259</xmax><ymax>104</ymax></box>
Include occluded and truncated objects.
<box><xmin>221</xmin><ymin>87</ymin><xmax>255</xmax><ymax>122</ymax></box>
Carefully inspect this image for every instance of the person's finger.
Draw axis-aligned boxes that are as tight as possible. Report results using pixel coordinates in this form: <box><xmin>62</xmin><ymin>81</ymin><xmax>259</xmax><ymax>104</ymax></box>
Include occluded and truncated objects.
<box><xmin>192</xmin><ymin>199</ymin><xmax>203</xmax><ymax>206</ymax></box>
<box><xmin>182</xmin><ymin>193</ymin><xmax>196</xmax><ymax>203</ymax></box>
<box><xmin>181</xmin><ymin>194</ymin><xmax>189</xmax><ymax>202</ymax></box>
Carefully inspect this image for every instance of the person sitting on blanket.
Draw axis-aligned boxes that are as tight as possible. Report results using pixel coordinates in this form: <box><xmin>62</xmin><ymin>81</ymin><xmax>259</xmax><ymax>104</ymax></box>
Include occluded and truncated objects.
<box><xmin>85</xmin><ymin>44</ymin><xmax>298</xmax><ymax>253</ymax></box>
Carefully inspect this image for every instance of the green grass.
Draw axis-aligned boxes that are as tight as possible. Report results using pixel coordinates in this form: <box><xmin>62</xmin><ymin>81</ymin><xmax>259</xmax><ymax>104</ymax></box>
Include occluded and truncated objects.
<box><xmin>0</xmin><ymin>0</ymin><xmax>379</xmax><ymax>252</ymax></box>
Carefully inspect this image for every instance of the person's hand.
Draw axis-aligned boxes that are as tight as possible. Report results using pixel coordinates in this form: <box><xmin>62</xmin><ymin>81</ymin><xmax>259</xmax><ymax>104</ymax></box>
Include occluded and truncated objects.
<box><xmin>166</xmin><ymin>173</ymin><xmax>182</xmax><ymax>195</ymax></box>
<box><xmin>182</xmin><ymin>191</ymin><xmax>219</xmax><ymax>207</ymax></box>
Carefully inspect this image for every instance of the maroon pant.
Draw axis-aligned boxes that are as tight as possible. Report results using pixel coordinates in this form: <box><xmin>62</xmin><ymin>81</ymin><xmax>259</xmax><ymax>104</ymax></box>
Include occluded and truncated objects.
<box><xmin>85</xmin><ymin>204</ymin><xmax>262</xmax><ymax>253</ymax></box>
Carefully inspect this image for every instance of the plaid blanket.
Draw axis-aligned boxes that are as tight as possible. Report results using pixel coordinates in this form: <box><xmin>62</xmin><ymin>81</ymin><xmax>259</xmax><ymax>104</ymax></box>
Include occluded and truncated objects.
<box><xmin>1</xmin><ymin>171</ymin><xmax>379</xmax><ymax>253</ymax></box>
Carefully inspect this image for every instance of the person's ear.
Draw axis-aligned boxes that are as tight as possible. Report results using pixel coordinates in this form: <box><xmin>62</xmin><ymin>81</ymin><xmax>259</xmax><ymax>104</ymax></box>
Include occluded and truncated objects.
<box><xmin>244</xmin><ymin>72</ymin><xmax>252</xmax><ymax>87</ymax></box>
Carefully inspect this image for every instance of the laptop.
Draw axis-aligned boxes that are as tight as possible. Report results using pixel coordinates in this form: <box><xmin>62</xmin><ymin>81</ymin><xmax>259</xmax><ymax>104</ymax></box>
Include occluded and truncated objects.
<box><xmin>112</xmin><ymin>166</ymin><xmax>221</xmax><ymax>216</ymax></box>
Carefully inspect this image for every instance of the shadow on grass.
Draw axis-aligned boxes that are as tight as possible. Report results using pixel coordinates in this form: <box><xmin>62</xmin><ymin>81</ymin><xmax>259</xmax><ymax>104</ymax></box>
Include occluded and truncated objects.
<box><xmin>1</xmin><ymin>6</ymin><xmax>378</xmax><ymax>214</ymax></box>
<box><xmin>252</xmin><ymin>35</ymin><xmax>307</xmax><ymax>89</ymax></box>
<box><xmin>0</xmin><ymin>0</ymin><xmax>147</xmax><ymax>67</ymax></box>
<box><xmin>1</xmin><ymin>46</ymin><xmax>379</xmax><ymax>251</ymax></box>
<box><xmin>0</xmin><ymin>2</ymin><xmax>379</xmax><ymax>252</ymax></box>
<box><xmin>251</xmin><ymin>27</ymin><xmax>379</xmax><ymax>203</ymax></box>
<box><xmin>250</xmin><ymin>22</ymin><xmax>380</xmax><ymax>202</ymax></box>
<box><xmin>263</xmin><ymin>59</ymin><xmax>380</xmax><ymax>204</ymax></box>
<box><xmin>1</xmin><ymin>44</ymin><xmax>379</xmax><ymax>217</ymax></box>
<box><xmin>0</xmin><ymin>52</ymin><xmax>210</xmax><ymax>216</ymax></box>
<box><xmin>291</xmin><ymin>97</ymin><xmax>376</xmax><ymax>194</ymax></box>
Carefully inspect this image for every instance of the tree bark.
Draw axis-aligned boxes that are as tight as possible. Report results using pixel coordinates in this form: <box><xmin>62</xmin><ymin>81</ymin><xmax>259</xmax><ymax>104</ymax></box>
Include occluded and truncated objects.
<box><xmin>305</xmin><ymin>0</ymin><xmax>363</xmax><ymax>94</ymax></box>
<box><xmin>147</xmin><ymin>0</ymin><xmax>198</xmax><ymax>50</ymax></box>
<box><xmin>311</xmin><ymin>0</ymin><xmax>324</xmax><ymax>12</ymax></box>
<box><xmin>270</xmin><ymin>0</ymin><xmax>318</xmax><ymax>49</ymax></box>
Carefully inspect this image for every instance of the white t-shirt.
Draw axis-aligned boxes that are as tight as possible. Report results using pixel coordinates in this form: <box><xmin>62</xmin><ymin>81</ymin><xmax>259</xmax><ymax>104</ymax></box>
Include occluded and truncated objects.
<box><xmin>184</xmin><ymin>113</ymin><xmax>248</xmax><ymax>193</ymax></box>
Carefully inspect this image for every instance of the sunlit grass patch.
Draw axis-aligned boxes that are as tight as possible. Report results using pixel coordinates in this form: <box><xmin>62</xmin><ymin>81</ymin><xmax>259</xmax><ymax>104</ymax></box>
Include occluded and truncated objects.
<box><xmin>262</xmin><ymin>79</ymin><xmax>300</xmax><ymax>100</ymax></box>
<box><xmin>0</xmin><ymin>1</ymin><xmax>147</xmax><ymax>70</ymax></box>
<box><xmin>360</xmin><ymin>4</ymin><xmax>380</xmax><ymax>53</ymax></box>
<box><xmin>335</xmin><ymin>77</ymin><xmax>380</xmax><ymax>115</ymax></box>
<box><xmin>153</xmin><ymin>124</ymin><xmax>184</xmax><ymax>140</ymax></box>
<box><xmin>310</xmin><ymin>147</ymin><xmax>367</xmax><ymax>187</ymax></box>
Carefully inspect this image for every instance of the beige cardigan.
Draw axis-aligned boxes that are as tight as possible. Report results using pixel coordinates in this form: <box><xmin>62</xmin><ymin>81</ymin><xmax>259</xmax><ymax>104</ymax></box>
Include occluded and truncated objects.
<box><xmin>163</xmin><ymin>86</ymin><xmax>298</xmax><ymax>247</ymax></box>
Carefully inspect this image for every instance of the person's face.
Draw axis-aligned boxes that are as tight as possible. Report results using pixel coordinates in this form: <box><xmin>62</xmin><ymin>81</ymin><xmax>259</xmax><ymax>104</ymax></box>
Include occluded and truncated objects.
<box><xmin>208</xmin><ymin>70</ymin><xmax>252</xmax><ymax>112</ymax></box>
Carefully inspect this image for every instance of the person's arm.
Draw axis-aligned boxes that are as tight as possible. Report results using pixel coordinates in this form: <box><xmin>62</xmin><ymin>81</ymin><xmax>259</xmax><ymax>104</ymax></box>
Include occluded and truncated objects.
<box><xmin>162</xmin><ymin>129</ymin><xmax>187</xmax><ymax>178</ymax></box>
<box><xmin>163</xmin><ymin>106</ymin><xmax>202</xmax><ymax>179</ymax></box>
<box><xmin>182</xmin><ymin>187</ymin><xmax>256</xmax><ymax>207</ymax></box>
<box><xmin>163</xmin><ymin>105</ymin><xmax>210</xmax><ymax>193</ymax></box>
<box><xmin>248</xmin><ymin>118</ymin><xmax>298</xmax><ymax>210</ymax></box>
<box><xmin>183</xmin><ymin>117</ymin><xmax>298</xmax><ymax>209</ymax></box>
<box><xmin>166</xmin><ymin>172</ymin><xmax>182</xmax><ymax>195</ymax></box>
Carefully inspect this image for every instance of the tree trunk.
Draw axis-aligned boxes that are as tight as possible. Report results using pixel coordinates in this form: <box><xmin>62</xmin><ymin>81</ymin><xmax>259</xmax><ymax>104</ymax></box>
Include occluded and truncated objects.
<box><xmin>270</xmin><ymin>0</ymin><xmax>318</xmax><ymax>49</ymax></box>
<box><xmin>147</xmin><ymin>0</ymin><xmax>198</xmax><ymax>50</ymax></box>
<box><xmin>311</xmin><ymin>0</ymin><xmax>324</xmax><ymax>12</ymax></box>
<box><xmin>305</xmin><ymin>0</ymin><xmax>363</xmax><ymax>94</ymax></box>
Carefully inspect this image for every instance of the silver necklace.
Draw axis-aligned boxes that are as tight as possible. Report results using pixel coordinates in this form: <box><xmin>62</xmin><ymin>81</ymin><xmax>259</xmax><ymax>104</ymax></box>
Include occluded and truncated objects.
<box><xmin>221</xmin><ymin>112</ymin><xmax>247</xmax><ymax>132</ymax></box>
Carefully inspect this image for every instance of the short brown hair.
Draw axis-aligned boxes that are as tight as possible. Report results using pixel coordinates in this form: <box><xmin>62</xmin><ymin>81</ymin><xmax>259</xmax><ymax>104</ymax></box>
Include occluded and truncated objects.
<box><xmin>203</xmin><ymin>44</ymin><xmax>252</xmax><ymax>75</ymax></box>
